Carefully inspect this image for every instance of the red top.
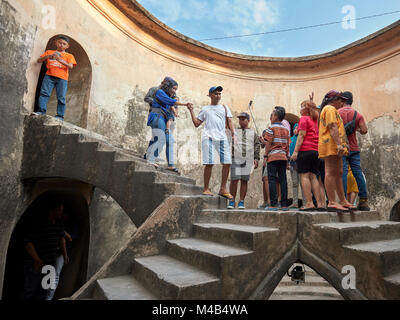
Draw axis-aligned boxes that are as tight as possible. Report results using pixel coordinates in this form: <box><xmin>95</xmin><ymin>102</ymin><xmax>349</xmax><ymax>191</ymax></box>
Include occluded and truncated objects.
<box><xmin>338</xmin><ymin>107</ymin><xmax>365</xmax><ymax>152</ymax></box>
<box><xmin>298</xmin><ymin>116</ymin><xmax>318</xmax><ymax>151</ymax></box>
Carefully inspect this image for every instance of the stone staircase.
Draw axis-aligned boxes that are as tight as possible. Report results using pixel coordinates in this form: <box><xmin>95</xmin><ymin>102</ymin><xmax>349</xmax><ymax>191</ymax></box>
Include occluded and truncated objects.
<box><xmin>72</xmin><ymin>208</ymin><xmax>400</xmax><ymax>300</ymax></box>
<box><xmin>22</xmin><ymin>115</ymin><xmax>203</xmax><ymax>226</ymax></box>
<box><xmin>22</xmin><ymin>115</ymin><xmax>400</xmax><ymax>300</ymax></box>
<box><xmin>90</xmin><ymin>208</ymin><xmax>284</xmax><ymax>300</ymax></box>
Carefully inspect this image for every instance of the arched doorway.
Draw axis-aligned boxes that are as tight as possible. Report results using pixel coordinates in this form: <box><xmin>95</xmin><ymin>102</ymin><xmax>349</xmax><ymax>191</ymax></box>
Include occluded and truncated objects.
<box><xmin>269</xmin><ymin>263</ymin><xmax>343</xmax><ymax>300</ymax></box>
<box><xmin>34</xmin><ymin>34</ymin><xmax>92</xmax><ymax>128</ymax></box>
<box><xmin>2</xmin><ymin>190</ymin><xmax>90</xmax><ymax>300</ymax></box>
<box><xmin>390</xmin><ymin>200</ymin><xmax>400</xmax><ymax>222</ymax></box>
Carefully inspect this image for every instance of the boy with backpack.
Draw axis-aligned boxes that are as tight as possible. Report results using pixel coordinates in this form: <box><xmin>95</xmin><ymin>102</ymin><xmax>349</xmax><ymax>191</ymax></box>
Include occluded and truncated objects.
<box><xmin>338</xmin><ymin>91</ymin><xmax>370</xmax><ymax>211</ymax></box>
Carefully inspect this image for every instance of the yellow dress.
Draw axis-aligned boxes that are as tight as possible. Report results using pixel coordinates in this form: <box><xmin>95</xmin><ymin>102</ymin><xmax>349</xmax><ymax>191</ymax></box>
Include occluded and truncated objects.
<box><xmin>347</xmin><ymin>166</ymin><xmax>359</xmax><ymax>194</ymax></box>
<box><xmin>318</xmin><ymin>106</ymin><xmax>349</xmax><ymax>158</ymax></box>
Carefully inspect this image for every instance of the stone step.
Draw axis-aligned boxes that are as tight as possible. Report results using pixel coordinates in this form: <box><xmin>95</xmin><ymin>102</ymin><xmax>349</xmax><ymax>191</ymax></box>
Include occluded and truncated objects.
<box><xmin>279</xmin><ymin>275</ymin><xmax>332</xmax><ymax>287</ymax></box>
<box><xmin>314</xmin><ymin>221</ymin><xmax>400</xmax><ymax>245</ymax></box>
<box><xmin>385</xmin><ymin>272</ymin><xmax>400</xmax><ymax>285</ymax></box>
<box><xmin>344</xmin><ymin>239</ymin><xmax>400</xmax><ymax>275</ymax></box>
<box><xmin>166</xmin><ymin>238</ymin><xmax>253</xmax><ymax>277</ymax></box>
<box><xmin>192</xmin><ymin>223</ymin><xmax>279</xmax><ymax>250</ymax></box>
<box><xmin>94</xmin><ymin>275</ymin><xmax>158</xmax><ymax>300</ymax></box>
<box><xmin>176</xmin><ymin>195</ymin><xmax>227</xmax><ymax>210</ymax></box>
<box><xmin>304</xmin><ymin>210</ymin><xmax>382</xmax><ymax>224</ymax></box>
<box><xmin>133</xmin><ymin>255</ymin><xmax>220</xmax><ymax>299</ymax></box>
<box><xmin>160</xmin><ymin>183</ymin><xmax>204</xmax><ymax>196</ymax></box>
<box><xmin>198</xmin><ymin>209</ymin><xmax>282</xmax><ymax>228</ymax></box>
<box><xmin>270</xmin><ymin>285</ymin><xmax>343</xmax><ymax>299</ymax></box>
<box><xmin>134</xmin><ymin>170</ymin><xmax>196</xmax><ymax>185</ymax></box>
<box><xmin>269</xmin><ymin>294</ymin><xmax>343</xmax><ymax>300</ymax></box>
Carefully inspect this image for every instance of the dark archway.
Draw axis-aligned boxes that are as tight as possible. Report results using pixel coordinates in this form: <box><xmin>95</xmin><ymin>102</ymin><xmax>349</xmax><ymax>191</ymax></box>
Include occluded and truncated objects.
<box><xmin>34</xmin><ymin>34</ymin><xmax>92</xmax><ymax>128</ymax></box>
<box><xmin>2</xmin><ymin>190</ymin><xmax>90</xmax><ymax>300</ymax></box>
<box><xmin>390</xmin><ymin>200</ymin><xmax>400</xmax><ymax>222</ymax></box>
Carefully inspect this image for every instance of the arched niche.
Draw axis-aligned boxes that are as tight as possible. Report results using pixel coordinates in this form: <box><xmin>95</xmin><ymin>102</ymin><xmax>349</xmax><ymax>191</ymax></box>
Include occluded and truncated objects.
<box><xmin>34</xmin><ymin>34</ymin><xmax>92</xmax><ymax>128</ymax></box>
<box><xmin>390</xmin><ymin>200</ymin><xmax>400</xmax><ymax>222</ymax></box>
<box><xmin>2</xmin><ymin>188</ymin><xmax>90</xmax><ymax>300</ymax></box>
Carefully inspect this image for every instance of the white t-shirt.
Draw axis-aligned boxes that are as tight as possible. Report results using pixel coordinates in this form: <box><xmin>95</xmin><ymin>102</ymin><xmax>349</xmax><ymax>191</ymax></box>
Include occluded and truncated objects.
<box><xmin>197</xmin><ymin>104</ymin><xmax>233</xmax><ymax>141</ymax></box>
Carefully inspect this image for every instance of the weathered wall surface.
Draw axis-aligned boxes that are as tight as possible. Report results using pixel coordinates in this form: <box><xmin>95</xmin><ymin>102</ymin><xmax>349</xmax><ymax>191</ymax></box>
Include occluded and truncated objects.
<box><xmin>0</xmin><ymin>0</ymin><xmax>38</xmax><ymax>296</ymax></box>
<box><xmin>88</xmin><ymin>188</ymin><xmax>137</xmax><ymax>278</ymax></box>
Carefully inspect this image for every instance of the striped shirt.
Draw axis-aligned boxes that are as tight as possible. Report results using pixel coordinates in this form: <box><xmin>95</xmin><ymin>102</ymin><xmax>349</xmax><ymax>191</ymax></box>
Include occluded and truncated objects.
<box><xmin>263</xmin><ymin>122</ymin><xmax>290</xmax><ymax>163</ymax></box>
<box><xmin>24</xmin><ymin>218</ymin><xmax>65</xmax><ymax>265</ymax></box>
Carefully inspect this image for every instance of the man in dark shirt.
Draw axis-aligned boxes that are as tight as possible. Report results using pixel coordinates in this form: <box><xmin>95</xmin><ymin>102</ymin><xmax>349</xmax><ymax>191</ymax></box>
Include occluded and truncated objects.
<box><xmin>338</xmin><ymin>91</ymin><xmax>370</xmax><ymax>211</ymax></box>
<box><xmin>21</xmin><ymin>203</ymin><xmax>67</xmax><ymax>300</ymax></box>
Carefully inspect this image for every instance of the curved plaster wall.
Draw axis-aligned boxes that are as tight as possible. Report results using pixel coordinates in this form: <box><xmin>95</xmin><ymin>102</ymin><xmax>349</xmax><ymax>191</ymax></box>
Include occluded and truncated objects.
<box><xmin>12</xmin><ymin>0</ymin><xmax>400</xmax><ymax>215</ymax></box>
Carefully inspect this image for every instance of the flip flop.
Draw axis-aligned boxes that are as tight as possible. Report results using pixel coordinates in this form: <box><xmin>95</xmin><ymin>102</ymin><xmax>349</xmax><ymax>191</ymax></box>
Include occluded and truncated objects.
<box><xmin>218</xmin><ymin>193</ymin><xmax>234</xmax><ymax>200</ymax></box>
<box><xmin>341</xmin><ymin>203</ymin><xmax>357</xmax><ymax>211</ymax></box>
<box><xmin>327</xmin><ymin>205</ymin><xmax>349</xmax><ymax>212</ymax></box>
<box><xmin>316</xmin><ymin>207</ymin><xmax>326</xmax><ymax>212</ymax></box>
<box><xmin>202</xmin><ymin>191</ymin><xmax>214</xmax><ymax>196</ymax></box>
<box><xmin>300</xmin><ymin>207</ymin><xmax>316</xmax><ymax>212</ymax></box>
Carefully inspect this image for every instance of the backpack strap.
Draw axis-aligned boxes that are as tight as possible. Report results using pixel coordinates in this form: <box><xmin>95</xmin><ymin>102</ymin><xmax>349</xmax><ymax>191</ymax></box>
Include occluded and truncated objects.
<box><xmin>222</xmin><ymin>104</ymin><xmax>229</xmax><ymax>129</ymax></box>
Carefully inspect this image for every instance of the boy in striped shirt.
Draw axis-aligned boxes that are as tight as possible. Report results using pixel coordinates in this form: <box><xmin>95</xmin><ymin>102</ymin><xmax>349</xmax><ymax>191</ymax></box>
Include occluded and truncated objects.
<box><xmin>262</xmin><ymin>106</ymin><xmax>290</xmax><ymax>211</ymax></box>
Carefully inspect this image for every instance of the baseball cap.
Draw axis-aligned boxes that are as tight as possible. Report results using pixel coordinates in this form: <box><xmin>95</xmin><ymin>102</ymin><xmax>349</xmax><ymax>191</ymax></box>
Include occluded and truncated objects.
<box><xmin>237</xmin><ymin>112</ymin><xmax>250</xmax><ymax>120</ymax></box>
<box><xmin>56</xmin><ymin>35</ymin><xmax>70</xmax><ymax>43</ymax></box>
<box><xmin>209</xmin><ymin>86</ymin><xmax>223</xmax><ymax>94</ymax></box>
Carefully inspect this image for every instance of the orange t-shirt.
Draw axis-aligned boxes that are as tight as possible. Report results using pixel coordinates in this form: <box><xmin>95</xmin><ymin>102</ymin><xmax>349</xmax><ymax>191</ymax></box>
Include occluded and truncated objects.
<box><xmin>40</xmin><ymin>50</ymin><xmax>77</xmax><ymax>81</ymax></box>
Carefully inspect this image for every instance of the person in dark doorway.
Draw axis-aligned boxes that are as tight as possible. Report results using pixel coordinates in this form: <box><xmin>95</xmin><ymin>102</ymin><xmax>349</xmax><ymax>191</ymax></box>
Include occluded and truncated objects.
<box><xmin>45</xmin><ymin>210</ymin><xmax>78</xmax><ymax>300</ymax></box>
<box><xmin>21</xmin><ymin>202</ymin><xmax>68</xmax><ymax>300</ymax></box>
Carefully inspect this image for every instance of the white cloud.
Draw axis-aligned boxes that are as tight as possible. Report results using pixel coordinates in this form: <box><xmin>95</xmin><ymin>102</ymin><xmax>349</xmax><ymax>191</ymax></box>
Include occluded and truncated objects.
<box><xmin>139</xmin><ymin>0</ymin><xmax>280</xmax><ymax>55</ymax></box>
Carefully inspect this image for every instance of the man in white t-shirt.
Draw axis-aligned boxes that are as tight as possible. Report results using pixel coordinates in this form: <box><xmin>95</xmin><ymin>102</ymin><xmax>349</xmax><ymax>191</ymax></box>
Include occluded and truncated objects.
<box><xmin>187</xmin><ymin>86</ymin><xmax>236</xmax><ymax>199</ymax></box>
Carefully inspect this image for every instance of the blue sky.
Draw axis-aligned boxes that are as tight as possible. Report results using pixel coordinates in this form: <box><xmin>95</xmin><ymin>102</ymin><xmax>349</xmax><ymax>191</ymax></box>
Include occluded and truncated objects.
<box><xmin>137</xmin><ymin>0</ymin><xmax>400</xmax><ymax>57</ymax></box>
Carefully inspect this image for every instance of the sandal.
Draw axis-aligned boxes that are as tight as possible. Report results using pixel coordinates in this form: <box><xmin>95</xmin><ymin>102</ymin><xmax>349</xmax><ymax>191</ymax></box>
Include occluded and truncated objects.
<box><xmin>202</xmin><ymin>190</ymin><xmax>214</xmax><ymax>196</ymax></box>
<box><xmin>166</xmin><ymin>167</ymin><xmax>180</xmax><ymax>174</ymax></box>
<box><xmin>218</xmin><ymin>193</ymin><xmax>234</xmax><ymax>200</ymax></box>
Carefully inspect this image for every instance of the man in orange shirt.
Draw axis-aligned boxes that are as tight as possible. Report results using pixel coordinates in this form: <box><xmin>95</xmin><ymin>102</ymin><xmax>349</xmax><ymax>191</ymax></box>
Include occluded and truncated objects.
<box><xmin>35</xmin><ymin>36</ymin><xmax>77</xmax><ymax>120</ymax></box>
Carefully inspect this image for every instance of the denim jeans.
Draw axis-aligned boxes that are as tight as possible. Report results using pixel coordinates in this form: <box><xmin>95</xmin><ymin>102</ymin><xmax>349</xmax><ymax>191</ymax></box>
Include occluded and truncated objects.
<box><xmin>21</xmin><ymin>262</ymin><xmax>46</xmax><ymax>301</ymax></box>
<box><xmin>146</xmin><ymin>114</ymin><xmax>174</xmax><ymax>166</ymax></box>
<box><xmin>268</xmin><ymin>160</ymin><xmax>288</xmax><ymax>207</ymax></box>
<box><xmin>38</xmin><ymin>75</ymin><xmax>68</xmax><ymax>119</ymax></box>
<box><xmin>45</xmin><ymin>254</ymin><xmax>64</xmax><ymax>300</ymax></box>
<box><xmin>342</xmin><ymin>151</ymin><xmax>368</xmax><ymax>198</ymax></box>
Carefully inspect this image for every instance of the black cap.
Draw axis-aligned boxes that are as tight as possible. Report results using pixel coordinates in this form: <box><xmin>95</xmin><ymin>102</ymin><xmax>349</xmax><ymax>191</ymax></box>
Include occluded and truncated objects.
<box><xmin>237</xmin><ymin>112</ymin><xmax>250</xmax><ymax>120</ymax></box>
<box><xmin>341</xmin><ymin>91</ymin><xmax>353</xmax><ymax>105</ymax></box>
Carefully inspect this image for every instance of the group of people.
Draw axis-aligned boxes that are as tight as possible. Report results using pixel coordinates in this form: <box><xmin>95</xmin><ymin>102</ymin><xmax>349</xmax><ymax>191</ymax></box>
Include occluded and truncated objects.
<box><xmin>31</xmin><ymin>35</ymin><xmax>369</xmax><ymax>213</ymax></box>
<box><xmin>144</xmin><ymin>78</ymin><xmax>370</xmax><ymax>212</ymax></box>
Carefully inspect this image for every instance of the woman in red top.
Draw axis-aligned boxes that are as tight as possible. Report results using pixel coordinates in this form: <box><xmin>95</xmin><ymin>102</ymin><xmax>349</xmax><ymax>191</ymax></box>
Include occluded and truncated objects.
<box><xmin>291</xmin><ymin>100</ymin><xmax>324</xmax><ymax>211</ymax></box>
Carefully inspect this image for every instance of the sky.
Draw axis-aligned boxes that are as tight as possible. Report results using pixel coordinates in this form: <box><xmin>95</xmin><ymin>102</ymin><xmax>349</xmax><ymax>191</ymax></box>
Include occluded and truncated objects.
<box><xmin>137</xmin><ymin>0</ymin><xmax>400</xmax><ymax>57</ymax></box>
